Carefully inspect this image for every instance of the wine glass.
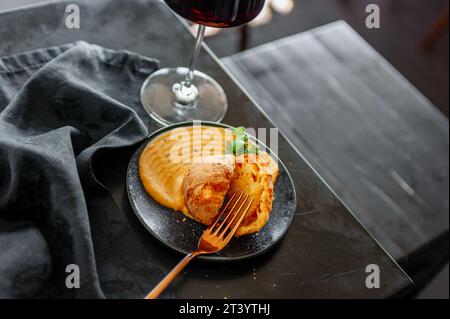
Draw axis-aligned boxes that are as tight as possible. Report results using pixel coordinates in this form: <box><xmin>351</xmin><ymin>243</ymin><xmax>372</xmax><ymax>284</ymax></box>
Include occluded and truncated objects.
<box><xmin>141</xmin><ymin>0</ymin><xmax>266</xmax><ymax>126</ymax></box>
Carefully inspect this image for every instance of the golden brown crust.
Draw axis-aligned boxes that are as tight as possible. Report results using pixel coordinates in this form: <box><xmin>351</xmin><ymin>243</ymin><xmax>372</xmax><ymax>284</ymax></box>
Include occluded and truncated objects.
<box><xmin>182</xmin><ymin>155</ymin><xmax>235</xmax><ymax>225</ymax></box>
<box><xmin>231</xmin><ymin>153</ymin><xmax>279</xmax><ymax>236</ymax></box>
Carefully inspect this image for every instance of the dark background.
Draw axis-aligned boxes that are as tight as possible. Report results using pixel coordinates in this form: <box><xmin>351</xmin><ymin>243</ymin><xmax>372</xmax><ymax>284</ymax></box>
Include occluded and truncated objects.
<box><xmin>0</xmin><ymin>0</ymin><xmax>448</xmax><ymax>299</ymax></box>
<box><xmin>0</xmin><ymin>0</ymin><xmax>448</xmax><ymax>117</ymax></box>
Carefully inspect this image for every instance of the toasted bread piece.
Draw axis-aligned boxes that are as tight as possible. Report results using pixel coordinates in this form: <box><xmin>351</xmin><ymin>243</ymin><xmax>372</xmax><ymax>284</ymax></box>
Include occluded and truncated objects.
<box><xmin>182</xmin><ymin>155</ymin><xmax>235</xmax><ymax>225</ymax></box>
<box><xmin>230</xmin><ymin>152</ymin><xmax>279</xmax><ymax>236</ymax></box>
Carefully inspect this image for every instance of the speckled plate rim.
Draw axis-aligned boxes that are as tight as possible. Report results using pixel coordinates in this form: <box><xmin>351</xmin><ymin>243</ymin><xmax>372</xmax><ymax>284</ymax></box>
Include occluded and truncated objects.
<box><xmin>126</xmin><ymin>121</ymin><xmax>297</xmax><ymax>261</ymax></box>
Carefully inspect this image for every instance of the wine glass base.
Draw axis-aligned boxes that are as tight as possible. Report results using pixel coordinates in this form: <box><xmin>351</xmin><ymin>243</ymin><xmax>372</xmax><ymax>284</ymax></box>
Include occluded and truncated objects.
<box><xmin>140</xmin><ymin>67</ymin><xmax>228</xmax><ymax>126</ymax></box>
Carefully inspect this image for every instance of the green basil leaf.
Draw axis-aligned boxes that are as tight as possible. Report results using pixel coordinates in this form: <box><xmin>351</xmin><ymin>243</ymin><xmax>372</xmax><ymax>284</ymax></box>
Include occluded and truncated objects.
<box><xmin>234</xmin><ymin>139</ymin><xmax>246</xmax><ymax>156</ymax></box>
<box><xmin>247</xmin><ymin>144</ymin><xmax>259</xmax><ymax>154</ymax></box>
<box><xmin>233</xmin><ymin>127</ymin><xmax>246</xmax><ymax>137</ymax></box>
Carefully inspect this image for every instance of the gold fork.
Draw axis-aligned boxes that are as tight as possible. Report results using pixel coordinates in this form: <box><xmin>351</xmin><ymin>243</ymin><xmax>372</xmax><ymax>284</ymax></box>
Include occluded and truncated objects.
<box><xmin>145</xmin><ymin>190</ymin><xmax>253</xmax><ymax>299</ymax></box>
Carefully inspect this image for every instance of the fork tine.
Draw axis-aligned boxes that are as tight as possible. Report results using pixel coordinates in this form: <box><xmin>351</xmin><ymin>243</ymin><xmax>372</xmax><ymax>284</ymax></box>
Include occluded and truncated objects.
<box><xmin>223</xmin><ymin>196</ymin><xmax>254</xmax><ymax>242</ymax></box>
<box><xmin>217</xmin><ymin>194</ymin><xmax>249</xmax><ymax>238</ymax></box>
<box><xmin>228</xmin><ymin>195</ymin><xmax>253</xmax><ymax>230</ymax></box>
<box><xmin>213</xmin><ymin>192</ymin><xmax>246</xmax><ymax>236</ymax></box>
<box><xmin>208</xmin><ymin>190</ymin><xmax>241</xmax><ymax>232</ymax></box>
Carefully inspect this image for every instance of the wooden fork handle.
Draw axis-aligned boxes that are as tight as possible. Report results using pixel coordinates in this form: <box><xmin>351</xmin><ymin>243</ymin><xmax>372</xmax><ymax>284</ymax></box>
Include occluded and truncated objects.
<box><xmin>145</xmin><ymin>251</ymin><xmax>202</xmax><ymax>299</ymax></box>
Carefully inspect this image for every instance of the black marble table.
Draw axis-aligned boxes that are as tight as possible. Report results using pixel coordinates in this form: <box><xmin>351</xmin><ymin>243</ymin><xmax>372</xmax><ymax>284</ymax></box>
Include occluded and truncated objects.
<box><xmin>222</xmin><ymin>23</ymin><xmax>449</xmax><ymax>290</ymax></box>
<box><xmin>0</xmin><ymin>0</ymin><xmax>411</xmax><ymax>298</ymax></box>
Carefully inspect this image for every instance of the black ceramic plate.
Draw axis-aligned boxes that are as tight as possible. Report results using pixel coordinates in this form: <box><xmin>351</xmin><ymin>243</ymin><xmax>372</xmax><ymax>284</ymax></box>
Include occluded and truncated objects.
<box><xmin>126</xmin><ymin>121</ymin><xmax>296</xmax><ymax>261</ymax></box>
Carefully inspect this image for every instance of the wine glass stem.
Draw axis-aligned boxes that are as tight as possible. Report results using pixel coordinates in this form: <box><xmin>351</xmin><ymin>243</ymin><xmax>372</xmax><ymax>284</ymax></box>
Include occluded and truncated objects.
<box><xmin>172</xmin><ymin>25</ymin><xmax>206</xmax><ymax>107</ymax></box>
<box><xmin>185</xmin><ymin>24</ymin><xmax>206</xmax><ymax>88</ymax></box>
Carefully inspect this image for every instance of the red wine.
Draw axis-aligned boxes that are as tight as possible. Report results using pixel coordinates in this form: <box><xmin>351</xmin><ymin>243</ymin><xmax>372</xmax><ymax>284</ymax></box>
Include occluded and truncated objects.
<box><xmin>165</xmin><ymin>0</ymin><xmax>266</xmax><ymax>28</ymax></box>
